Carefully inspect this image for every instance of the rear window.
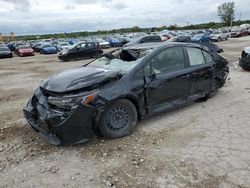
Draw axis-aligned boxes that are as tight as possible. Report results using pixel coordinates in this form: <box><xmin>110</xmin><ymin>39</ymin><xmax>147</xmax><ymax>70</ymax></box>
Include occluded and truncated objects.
<box><xmin>187</xmin><ymin>47</ymin><xmax>206</xmax><ymax>66</ymax></box>
<box><xmin>202</xmin><ymin>51</ymin><xmax>213</xmax><ymax>63</ymax></box>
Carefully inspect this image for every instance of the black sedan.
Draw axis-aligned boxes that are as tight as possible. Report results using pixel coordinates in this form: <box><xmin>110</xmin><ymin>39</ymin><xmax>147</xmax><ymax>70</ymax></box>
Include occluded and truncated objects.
<box><xmin>24</xmin><ymin>42</ymin><xmax>229</xmax><ymax>145</ymax></box>
<box><xmin>58</xmin><ymin>42</ymin><xmax>103</xmax><ymax>61</ymax></box>
<box><xmin>0</xmin><ymin>47</ymin><xmax>12</xmax><ymax>58</ymax></box>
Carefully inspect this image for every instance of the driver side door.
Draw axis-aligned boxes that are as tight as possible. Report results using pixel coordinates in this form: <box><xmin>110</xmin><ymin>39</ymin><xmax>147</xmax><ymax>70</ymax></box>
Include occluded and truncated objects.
<box><xmin>75</xmin><ymin>43</ymin><xmax>87</xmax><ymax>58</ymax></box>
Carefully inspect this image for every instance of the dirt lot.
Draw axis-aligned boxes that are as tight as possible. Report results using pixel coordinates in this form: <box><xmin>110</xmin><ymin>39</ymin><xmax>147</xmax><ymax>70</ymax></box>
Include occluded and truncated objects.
<box><xmin>0</xmin><ymin>38</ymin><xmax>250</xmax><ymax>188</ymax></box>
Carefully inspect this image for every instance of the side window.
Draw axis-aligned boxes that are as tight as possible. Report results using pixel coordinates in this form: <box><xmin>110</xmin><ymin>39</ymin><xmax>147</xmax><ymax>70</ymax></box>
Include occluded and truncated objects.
<box><xmin>87</xmin><ymin>43</ymin><xmax>94</xmax><ymax>48</ymax></box>
<box><xmin>150</xmin><ymin>47</ymin><xmax>185</xmax><ymax>75</ymax></box>
<box><xmin>187</xmin><ymin>47</ymin><xmax>206</xmax><ymax>66</ymax></box>
<box><xmin>144</xmin><ymin>63</ymin><xmax>151</xmax><ymax>77</ymax></box>
<box><xmin>80</xmin><ymin>43</ymin><xmax>86</xmax><ymax>48</ymax></box>
<box><xmin>202</xmin><ymin>51</ymin><xmax>213</xmax><ymax>63</ymax></box>
<box><xmin>149</xmin><ymin>36</ymin><xmax>160</xmax><ymax>42</ymax></box>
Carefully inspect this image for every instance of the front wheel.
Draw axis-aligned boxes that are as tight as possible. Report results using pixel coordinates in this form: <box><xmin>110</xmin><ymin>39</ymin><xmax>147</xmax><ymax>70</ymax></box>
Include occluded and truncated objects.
<box><xmin>66</xmin><ymin>54</ymin><xmax>75</xmax><ymax>61</ymax></box>
<box><xmin>98</xmin><ymin>99</ymin><xmax>137</xmax><ymax>139</ymax></box>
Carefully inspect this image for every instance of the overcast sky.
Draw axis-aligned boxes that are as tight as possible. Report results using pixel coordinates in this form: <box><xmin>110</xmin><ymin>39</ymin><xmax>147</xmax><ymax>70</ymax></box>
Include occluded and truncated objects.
<box><xmin>0</xmin><ymin>0</ymin><xmax>249</xmax><ymax>35</ymax></box>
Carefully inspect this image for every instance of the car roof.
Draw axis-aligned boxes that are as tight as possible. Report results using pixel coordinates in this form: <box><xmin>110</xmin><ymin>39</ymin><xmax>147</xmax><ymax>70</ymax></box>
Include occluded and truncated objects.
<box><xmin>123</xmin><ymin>42</ymin><xmax>202</xmax><ymax>51</ymax></box>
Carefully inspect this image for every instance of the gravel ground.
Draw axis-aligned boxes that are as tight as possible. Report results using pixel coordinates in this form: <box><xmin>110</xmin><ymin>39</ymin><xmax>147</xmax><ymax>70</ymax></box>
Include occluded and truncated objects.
<box><xmin>0</xmin><ymin>37</ymin><xmax>250</xmax><ymax>188</ymax></box>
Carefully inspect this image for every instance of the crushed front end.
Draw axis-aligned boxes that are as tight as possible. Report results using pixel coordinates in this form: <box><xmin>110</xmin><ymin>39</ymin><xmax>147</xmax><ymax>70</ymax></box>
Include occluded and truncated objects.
<box><xmin>23</xmin><ymin>88</ymin><xmax>97</xmax><ymax>145</ymax></box>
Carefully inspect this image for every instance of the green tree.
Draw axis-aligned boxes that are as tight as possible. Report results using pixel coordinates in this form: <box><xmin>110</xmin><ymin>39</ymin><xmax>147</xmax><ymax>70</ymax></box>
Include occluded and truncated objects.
<box><xmin>217</xmin><ymin>2</ymin><xmax>235</xmax><ymax>26</ymax></box>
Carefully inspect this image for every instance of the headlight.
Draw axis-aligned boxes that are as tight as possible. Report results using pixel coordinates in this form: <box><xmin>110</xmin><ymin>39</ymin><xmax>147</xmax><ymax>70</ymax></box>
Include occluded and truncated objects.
<box><xmin>48</xmin><ymin>92</ymin><xmax>98</xmax><ymax>110</ymax></box>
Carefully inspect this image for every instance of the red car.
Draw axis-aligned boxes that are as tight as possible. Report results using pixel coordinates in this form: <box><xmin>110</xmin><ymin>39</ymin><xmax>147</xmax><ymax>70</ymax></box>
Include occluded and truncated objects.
<box><xmin>16</xmin><ymin>45</ymin><xmax>34</xmax><ymax>57</ymax></box>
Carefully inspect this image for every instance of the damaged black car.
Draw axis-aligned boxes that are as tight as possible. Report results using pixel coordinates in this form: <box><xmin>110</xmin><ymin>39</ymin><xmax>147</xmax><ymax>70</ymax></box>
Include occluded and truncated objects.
<box><xmin>24</xmin><ymin>42</ymin><xmax>229</xmax><ymax>145</ymax></box>
<box><xmin>239</xmin><ymin>47</ymin><xmax>250</xmax><ymax>70</ymax></box>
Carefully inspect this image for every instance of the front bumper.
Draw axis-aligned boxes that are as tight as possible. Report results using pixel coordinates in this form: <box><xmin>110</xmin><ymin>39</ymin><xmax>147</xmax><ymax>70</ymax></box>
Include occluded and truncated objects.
<box><xmin>23</xmin><ymin>88</ymin><xmax>96</xmax><ymax>145</ymax></box>
<box><xmin>19</xmin><ymin>52</ymin><xmax>34</xmax><ymax>56</ymax></box>
<box><xmin>0</xmin><ymin>53</ymin><xmax>12</xmax><ymax>58</ymax></box>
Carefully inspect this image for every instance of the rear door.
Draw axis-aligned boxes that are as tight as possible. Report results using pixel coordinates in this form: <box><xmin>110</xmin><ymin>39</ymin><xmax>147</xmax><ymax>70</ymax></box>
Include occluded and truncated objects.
<box><xmin>185</xmin><ymin>47</ymin><xmax>214</xmax><ymax>100</ymax></box>
<box><xmin>85</xmin><ymin>42</ymin><xmax>96</xmax><ymax>57</ymax></box>
<box><xmin>145</xmin><ymin>46</ymin><xmax>191</xmax><ymax>114</ymax></box>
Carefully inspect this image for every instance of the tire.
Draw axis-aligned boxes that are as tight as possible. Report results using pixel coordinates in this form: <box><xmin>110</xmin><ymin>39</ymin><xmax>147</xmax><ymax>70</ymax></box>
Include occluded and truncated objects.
<box><xmin>218</xmin><ymin>37</ymin><xmax>221</xmax><ymax>42</ymax></box>
<box><xmin>94</xmin><ymin>52</ymin><xmax>102</xmax><ymax>59</ymax></box>
<box><xmin>98</xmin><ymin>99</ymin><xmax>137</xmax><ymax>139</ymax></box>
<box><xmin>66</xmin><ymin>54</ymin><xmax>75</xmax><ymax>61</ymax></box>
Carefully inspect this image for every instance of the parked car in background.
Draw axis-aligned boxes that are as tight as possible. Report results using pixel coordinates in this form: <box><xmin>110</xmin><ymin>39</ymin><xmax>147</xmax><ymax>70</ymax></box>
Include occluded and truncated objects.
<box><xmin>231</xmin><ymin>27</ymin><xmax>248</xmax><ymax>37</ymax></box>
<box><xmin>0</xmin><ymin>42</ymin><xmax>6</xmax><ymax>47</ymax></box>
<box><xmin>7</xmin><ymin>42</ymin><xmax>15</xmax><ymax>51</ymax></box>
<box><xmin>24</xmin><ymin>42</ymin><xmax>229</xmax><ymax>145</ymax></box>
<box><xmin>40</xmin><ymin>43</ymin><xmax>57</xmax><ymax>54</ymax></box>
<box><xmin>108</xmin><ymin>38</ymin><xmax>123</xmax><ymax>47</ymax></box>
<box><xmin>210</xmin><ymin>30</ymin><xmax>229</xmax><ymax>42</ymax></box>
<box><xmin>33</xmin><ymin>43</ymin><xmax>43</xmax><ymax>52</ymax></box>
<box><xmin>57</xmin><ymin>42</ymin><xmax>71</xmax><ymax>52</ymax></box>
<box><xmin>168</xmin><ymin>36</ymin><xmax>191</xmax><ymax>43</ymax></box>
<box><xmin>191</xmin><ymin>33</ymin><xmax>211</xmax><ymax>42</ymax></box>
<box><xmin>239</xmin><ymin>46</ymin><xmax>250</xmax><ymax>70</ymax></box>
<box><xmin>94</xmin><ymin>38</ymin><xmax>110</xmax><ymax>49</ymax></box>
<box><xmin>14</xmin><ymin>42</ymin><xmax>26</xmax><ymax>51</ymax></box>
<box><xmin>58</xmin><ymin>42</ymin><xmax>103</xmax><ymax>61</ymax></box>
<box><xmin>124</xmin><ymin>35</ymin><xmax>163</xmax><ymax>47</ymax></box>
<box><xmin>16</xmin><ymin>45</ymin><xmax>34</xmax><ymax>57</ymax></box>
<box><xmin>0</xmin><ymin>46</ymin><xmax>12</xmax><ymax>58</ymax></box>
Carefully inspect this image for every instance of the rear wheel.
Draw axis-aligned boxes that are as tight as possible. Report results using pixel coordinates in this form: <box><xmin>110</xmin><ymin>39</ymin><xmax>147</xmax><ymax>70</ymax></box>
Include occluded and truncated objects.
<box><xmin>94</xmin><ymin>52</ymin><xmax>102</xmax><ymax>59</ymax></box>
<box><xmin>98</xmin><ymin>99</ymin><xmax>137</xmax><ymax>139</ymax></box>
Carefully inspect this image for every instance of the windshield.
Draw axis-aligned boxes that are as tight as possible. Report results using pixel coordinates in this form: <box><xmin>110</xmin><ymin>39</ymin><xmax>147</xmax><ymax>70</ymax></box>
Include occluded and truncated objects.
<box><xmin>87</xmin><ymin>49</ymin><xmax>152</xmax><ymax>74</ymax></box>
<box><xmin>88</xmin><ymin>57</ymin><xmax>142</xmax><ymax>73</ymax></box>
<box><xmin>0</xmin><ymin>47</ymin><xmax>9</xmax><ymax>51</ymax></box>
<box><xmin>60</xmin><ymin>42</ymin><xmax>70</xmax><ymax>46</ymax></box>
<box><xmin>43</xmin><ymin>44</ymin><xmax>53</xmax><ymax>48</ymax></box>
<box><xmin>232</xmin><ymin>28</ymin><xmax>240</xmax><ymax>32</ymax></box>
<box><xmin>213</xmin><ymin>31</ymin><xmax>220</xmax><ymax>34</ymax></box>
<box><xmin>18</xmin><ymin>45</ymin><xmax>30</xmax><ymax>49</ymax></box>
<box><xmin>193</xmin><ymin>34</ymin><xmax>203</xmax><ymax>38</ymax></box>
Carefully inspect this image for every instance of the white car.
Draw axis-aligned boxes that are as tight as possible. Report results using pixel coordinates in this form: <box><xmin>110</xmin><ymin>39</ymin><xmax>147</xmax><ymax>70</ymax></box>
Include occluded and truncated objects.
<box><xmin>210</xmin><ymin>30</ymin><xmax>229</xmax><ymax>42</ymax></box>
<box><xmin>95</xmin><ymin>38</ymin><xmax>110</xmax><ymax>49</ymax></box>
<box><xmin>57</xmin><ymin>42</ymin><xmax>71</xmax><ymax>52</ymax></box>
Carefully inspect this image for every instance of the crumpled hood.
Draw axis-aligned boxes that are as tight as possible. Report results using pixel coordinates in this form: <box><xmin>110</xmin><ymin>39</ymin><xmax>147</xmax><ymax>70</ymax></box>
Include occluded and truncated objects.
<box><xmin>41</xmin><ymin>66</ymin><xmax>120</xmax><ymax>93</ymax></box>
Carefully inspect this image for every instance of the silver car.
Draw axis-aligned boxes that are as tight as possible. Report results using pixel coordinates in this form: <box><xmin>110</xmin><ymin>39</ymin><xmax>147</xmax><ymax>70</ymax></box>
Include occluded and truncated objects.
<box><xmin>57</xmin><ymin>42</ymin><xmax>71</xmax><ymax>52</ymax></box>
<box><xmin>210</xmin><ymin>30</ymin><xmax>229</xmax><ymax>42</ymax></box>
